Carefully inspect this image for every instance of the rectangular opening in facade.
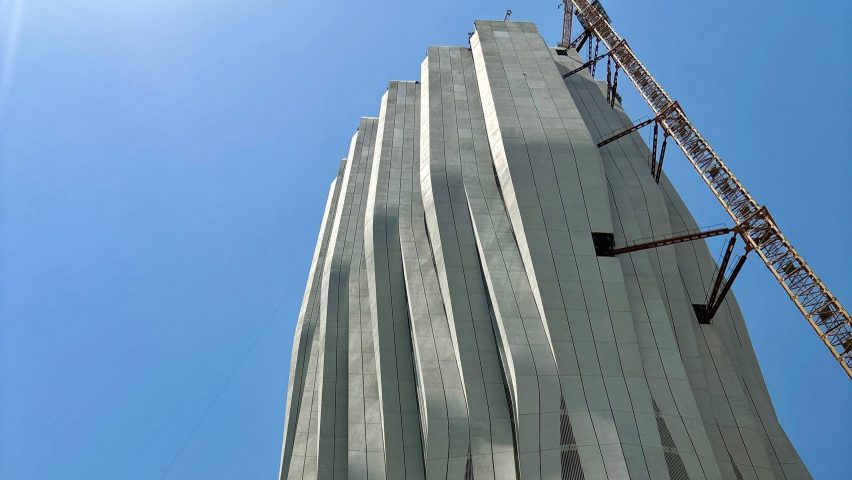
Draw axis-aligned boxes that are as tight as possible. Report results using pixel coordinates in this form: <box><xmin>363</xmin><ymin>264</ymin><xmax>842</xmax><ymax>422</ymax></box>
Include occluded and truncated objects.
<box><xmin>693</xmin><ymin>304</ymin><xmax>712</xmax><ymax>324</ymax></box>
<box><xmin>592</xmin><ymin>232</ymin><xmax>615</xmax><ymax>256</ymax></box>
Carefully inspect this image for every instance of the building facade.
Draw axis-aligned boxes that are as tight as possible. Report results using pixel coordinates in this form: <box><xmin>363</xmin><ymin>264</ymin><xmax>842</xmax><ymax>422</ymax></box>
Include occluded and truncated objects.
<box><xmin>279</xmin><ymin>20</ymin><xmax>810</xmax><ymax>480</ymax></box>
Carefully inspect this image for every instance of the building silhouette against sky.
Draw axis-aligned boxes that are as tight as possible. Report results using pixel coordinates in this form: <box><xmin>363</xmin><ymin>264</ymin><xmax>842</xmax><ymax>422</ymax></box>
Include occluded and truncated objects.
<box><xmin>278</xmin><ymin>20</ymin><xmax>810</xmax><ymax>480</ymax></box>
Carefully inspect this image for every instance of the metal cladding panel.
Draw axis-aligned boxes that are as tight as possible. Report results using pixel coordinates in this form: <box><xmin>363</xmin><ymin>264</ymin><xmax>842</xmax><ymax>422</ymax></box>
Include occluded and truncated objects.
<box><xmin>279</xmin><ymin>20</ymin><xmax>810</xmax><ymax>480</ymax></box>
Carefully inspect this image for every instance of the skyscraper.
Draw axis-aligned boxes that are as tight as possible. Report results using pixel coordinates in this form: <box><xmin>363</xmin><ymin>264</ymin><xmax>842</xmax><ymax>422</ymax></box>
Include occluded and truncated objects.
<box><xmin>279</xmin><ymin>20</ymin><xmax>810</xmax><ymax>480</ymax></box>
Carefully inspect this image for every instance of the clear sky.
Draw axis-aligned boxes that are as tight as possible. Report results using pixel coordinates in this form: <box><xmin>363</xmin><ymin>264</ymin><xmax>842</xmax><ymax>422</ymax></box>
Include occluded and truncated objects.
<box><xmin>1</xmin><ymin>1</ymin><xmax>849</xmax><ymax>478</ymax></box>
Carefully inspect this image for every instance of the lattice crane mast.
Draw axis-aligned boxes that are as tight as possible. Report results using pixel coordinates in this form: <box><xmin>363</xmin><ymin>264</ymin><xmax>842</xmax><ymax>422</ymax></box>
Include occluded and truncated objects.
<box><xmin>561</xmin><ymin>0</ymin><xmax>852</xmax><ymax>378</ymax></box>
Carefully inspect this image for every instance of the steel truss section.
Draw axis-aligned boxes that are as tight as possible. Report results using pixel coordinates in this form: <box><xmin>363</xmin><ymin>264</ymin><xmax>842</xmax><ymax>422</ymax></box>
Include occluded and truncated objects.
<box><xmin>649</xmin><ymin>120</ymin><xmax>669</xmax><ymax>184</ymax></box>
<box><xmin>562</xmin><ymin>39</ymin><xmax>625</xmax><ymax>79</ymax></box>
<box><xmin>570</xmin><ymin>0</ymin><xmax>852</xmax><ymax>377</ymax></box>
<box><xmin>698</xmin><ymin>235</ymin><xmax>749</xmax><ymax>324</ymax></box>
<box><xmin>560</xmin><ymin>1</ymin><xmax>574</xmax><ymax>48</ymax></box>
<box><xmin>602</xmin><ymin>226</ymin><xmax>732</xmax><ymax>257</ymax></box>
<box><xmin>596</xmin><ymin>116</ymin><xmax>656</xmax><ymax>148</ymax></box>
<box><xmin>596</xmin><ymin>102</ymin><xmax>676</xmax><ymax>149</ymax></box>
<box><xmin>571</xmin><ymin>29</ymin><xmax>591</xmax><ymax>50</ymax></box>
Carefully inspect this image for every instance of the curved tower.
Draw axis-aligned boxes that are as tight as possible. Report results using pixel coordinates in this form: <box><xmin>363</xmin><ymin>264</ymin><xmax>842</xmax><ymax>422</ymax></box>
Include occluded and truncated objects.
<box><xmin>279</xmin><ymin>20</ymin><xmax>810</xmax><ymax>480</ymax></box>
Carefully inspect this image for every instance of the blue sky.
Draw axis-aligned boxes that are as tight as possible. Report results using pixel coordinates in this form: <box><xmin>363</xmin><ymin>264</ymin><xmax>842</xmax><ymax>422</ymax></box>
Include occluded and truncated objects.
<box><xmin>1</xmin><ymin>1</ymin><xmax>849</xmax><ymax>478</ymax></box>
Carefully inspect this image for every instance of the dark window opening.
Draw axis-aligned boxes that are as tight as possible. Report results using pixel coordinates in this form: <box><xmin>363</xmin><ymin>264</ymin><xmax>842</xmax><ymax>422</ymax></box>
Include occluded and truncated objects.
<box><xmin>592</xmin><ymin>232</ymin><xmax>615</xmax><ymax>256</ymax></box>
<box><xmin>556</xmin><ymin>48</ymin><xmax>569</xmax><ymax>56</ymax></box>
<box><xmin>693</xmin><ymin>304</ymin><xmax>711</xmax><ymax>324</ymax></box>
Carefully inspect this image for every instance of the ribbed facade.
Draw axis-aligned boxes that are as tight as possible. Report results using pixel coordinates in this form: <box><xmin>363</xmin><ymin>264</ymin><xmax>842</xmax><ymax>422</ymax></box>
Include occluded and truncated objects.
<box><xmin>279</xmin><ymin>20</ymin><xmax>810</xmax><ymax>480</ymax></box>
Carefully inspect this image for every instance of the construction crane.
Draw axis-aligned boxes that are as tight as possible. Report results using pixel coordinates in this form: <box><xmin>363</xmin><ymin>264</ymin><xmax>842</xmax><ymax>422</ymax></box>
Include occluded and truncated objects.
<box><xmin>559</xmin><ymin>1</ymin><xmax>574</xmax><ymax>48</ymax></box>
<box><xmin>561</xmin><ymin>0</ymin><xmax>852</xmax><ymax>378</ymax></box>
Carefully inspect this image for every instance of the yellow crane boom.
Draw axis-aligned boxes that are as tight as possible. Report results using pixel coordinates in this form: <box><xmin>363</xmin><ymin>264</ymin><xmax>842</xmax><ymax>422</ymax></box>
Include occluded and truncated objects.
<box><xmin>565</xmin><ymin>0</ymin><xmax>852</xmax><ymax>377</ymax></box>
